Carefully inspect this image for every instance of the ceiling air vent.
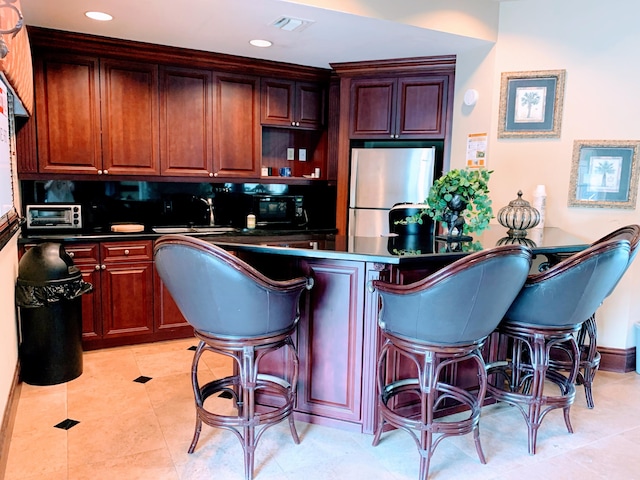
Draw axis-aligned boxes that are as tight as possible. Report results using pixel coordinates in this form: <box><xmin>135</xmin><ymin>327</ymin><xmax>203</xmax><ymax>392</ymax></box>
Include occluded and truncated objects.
<box><xmin>271</xmin><ymin>16</ymin><xmax>314</xmax><ymax>32</ymax></box>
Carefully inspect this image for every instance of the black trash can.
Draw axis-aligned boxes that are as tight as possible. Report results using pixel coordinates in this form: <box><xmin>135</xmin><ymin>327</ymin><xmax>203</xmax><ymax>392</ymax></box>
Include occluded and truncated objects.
<box><xmin>16</xmin><ymin>243</ymin><xmax>92</xmax><ymax>385</ymax></box>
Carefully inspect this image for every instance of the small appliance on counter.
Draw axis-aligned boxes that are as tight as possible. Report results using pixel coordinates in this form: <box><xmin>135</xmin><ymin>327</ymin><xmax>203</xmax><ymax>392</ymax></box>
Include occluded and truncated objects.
<box><xmin>252</xmin><ymin>194</ymin><xmax>307</xmax><ymax>228</ymax></box>
<box><xmin>25</xmin><ymin>204</ymin><xmax>83</xmax><ymax>231</ymax></box>
<box><xmin>388</xmin><ymin>203</ymin><xmax>434</xmax><ymax>236</ymax></box>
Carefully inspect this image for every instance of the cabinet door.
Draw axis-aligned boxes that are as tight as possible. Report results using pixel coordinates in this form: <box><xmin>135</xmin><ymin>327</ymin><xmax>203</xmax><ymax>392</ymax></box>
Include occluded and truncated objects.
<box><xmin>159</xmin><ymin>66</ymin><xmax>214</xmax><ymax>177</ymax></box>
<box><xmin>59</xmin><ymin>243</ymin><xmax>102</xmax><ymax>341</ymax></box>
<box><xmin>296</xmin><ymin>81</ymin><xmax>325</xmax><ymax>129</ymax></box>
<box><xmin>296</xmin><ymin>259</ymin><xmax>364</xmax><ymax>423</ymax></box>
<box><xmin>261</xmin><ymin>78</ymin><xmax>295</xmax><ymax>127</ymax></box>
<box><xmin>349</xmin><ymin>78</ymin><xmax>396</xmax><ymax>138</ymax></box>
<box><xmin>396</xmin><ymin>76</ymin><xmax>449</xmax><ymax>138</ymax></box>
<box><xmin>100</xmin><ymin>241</ymin><xmax>154</xmax><ymax>339</ymax></box>
<box><xmin>101</xmin><ymin>261</ymin><xmax>154</xmax><ymax>338</ymax></box>
<box><xmin>34</xmin><ymin>53</ymin><xmax>101</xmax><ymax>174</ymax></box>
<box><xmin>213</xmin><ymin>73</ymin><xmax>261</xmax><ymax>178</ymax></box>
<box><xmin>100</xmin><ymin>59</ymin><xmax>160</xmax><ymax>175</ymax></box>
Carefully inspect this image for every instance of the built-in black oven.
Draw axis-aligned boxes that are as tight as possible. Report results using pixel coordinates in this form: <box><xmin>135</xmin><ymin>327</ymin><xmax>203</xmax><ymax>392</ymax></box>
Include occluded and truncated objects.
<box><xmin>253</xmin><ymin>195</ymin><xmax>305</xmax><ymax>227</ymax></box>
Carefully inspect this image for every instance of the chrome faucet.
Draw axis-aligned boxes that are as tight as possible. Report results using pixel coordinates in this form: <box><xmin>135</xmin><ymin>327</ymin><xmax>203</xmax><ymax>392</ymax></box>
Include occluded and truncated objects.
<box><xmin>199</xmin><ymin>197</ymin><xmax>215</xmax><ymax>226</ymax></box>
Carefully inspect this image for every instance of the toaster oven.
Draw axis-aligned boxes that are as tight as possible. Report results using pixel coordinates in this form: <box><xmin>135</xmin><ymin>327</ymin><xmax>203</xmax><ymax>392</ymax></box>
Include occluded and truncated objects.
<box><xmin>25</xmin><ymin>204</ymin><xmax>83</xmax><ymax>230</ymax></box>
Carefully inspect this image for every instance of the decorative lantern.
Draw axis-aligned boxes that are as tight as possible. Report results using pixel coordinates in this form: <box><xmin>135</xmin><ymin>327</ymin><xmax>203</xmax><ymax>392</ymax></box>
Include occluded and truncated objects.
<box><xmin>497</xmin><ymin>191</ymin><xmax>540</xmax><ymax>238</ymax></box>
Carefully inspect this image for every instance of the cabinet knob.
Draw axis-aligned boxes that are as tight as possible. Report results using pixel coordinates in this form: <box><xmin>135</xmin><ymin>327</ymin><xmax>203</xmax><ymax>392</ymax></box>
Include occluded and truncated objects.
<box><xmin>208</xmin><ymin>172</ymin><xmax>214</xmax><ymax>177</ymax></box>
<box><xmin>68</xmin><ymin>252</ymin><xmax>75</xmax><ymax>258</ymax></box>
<box><xmin>95</xmin><ymin>264</ymin><xmax>101</xmax><ymax>271</ymax></box>
<box><xmin>124</xmin><ymin>249</ymin><xmax>130</xmax><ymax>255</ymax></box>
<box><xmin>213</xmin><ymin>172</ymin><xmax>218</xmax><ymax>177</ymax></box>
<box><xmin>101</xmin><ymin>264</ymin><xmax>106</xmax><ymax>270</ymax></box>
<box><xmin>103</xmin><ymin>169</ymin><xmax>109</xmax><ymax>174</ymax></box>
<box><xmin>98</xmin><ymin>170</ymin><xmax>103</xmax><ymax>175</ymax></box>
<box><xmin>295</xmin><ymin>122</ymin><xmax>300</xmax><ymax>127</ymax></box>
<box><xmin>291</xmin><ymin>121</ymin><xmax>296</xmax><ymax>126</ymax></box>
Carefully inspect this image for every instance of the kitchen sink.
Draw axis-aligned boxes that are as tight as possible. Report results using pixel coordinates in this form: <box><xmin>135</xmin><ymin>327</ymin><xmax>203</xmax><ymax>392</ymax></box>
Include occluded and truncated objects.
<box><xmin>152</xmin><ymin>226</ymin><xmax>238</xmax><ymax>235</ymax></box>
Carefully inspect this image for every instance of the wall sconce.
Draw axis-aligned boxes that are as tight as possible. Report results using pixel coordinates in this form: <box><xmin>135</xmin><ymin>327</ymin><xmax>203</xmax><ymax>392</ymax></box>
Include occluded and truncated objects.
<box><xmin>0</xmin><ymin>0</ymin><xmax>24</xmax><ymax>59</ymax></box>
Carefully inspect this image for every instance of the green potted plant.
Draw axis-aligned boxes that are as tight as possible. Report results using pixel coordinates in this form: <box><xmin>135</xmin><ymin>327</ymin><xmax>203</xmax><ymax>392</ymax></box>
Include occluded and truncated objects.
<box><xmin>399</xmin><ymin>168</ymin><xmax>494</xmax><ymax>238</ymax></box>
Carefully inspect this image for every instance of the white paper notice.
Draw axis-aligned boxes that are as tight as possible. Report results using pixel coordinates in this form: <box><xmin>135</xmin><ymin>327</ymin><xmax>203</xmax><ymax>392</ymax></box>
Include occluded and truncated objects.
<box><xmin>466</xmin><ymin>133</ymin><xmax>487</xmax><ymax>169</ymax></box>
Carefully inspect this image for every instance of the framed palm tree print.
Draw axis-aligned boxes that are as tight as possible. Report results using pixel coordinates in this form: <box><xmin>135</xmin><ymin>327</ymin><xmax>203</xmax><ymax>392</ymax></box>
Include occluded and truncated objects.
<box><xmin>498</xmin><ymin>70</ymin><xmax>565</xmax><ymax>138</ymax></box>
<box><xmin>568</xmin><ymin>140</ymin><xmax>639</xmax><ymax>209</ymax></box>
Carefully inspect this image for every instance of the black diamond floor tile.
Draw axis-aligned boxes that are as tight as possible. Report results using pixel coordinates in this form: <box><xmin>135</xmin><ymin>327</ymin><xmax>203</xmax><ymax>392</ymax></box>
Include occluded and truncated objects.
<box><xmin>54</xmin><ymin>419</ymin><xmax>80</xmax><ymax>430</ymax></box>
<box><xmin>187</xmin><ymin>345</ymin><xmax>197</xmax><ymax>351</ymax></box>
<box><xmin>133</xmin><ymin>375</ymin><xmax>152</xmax><ymax>384</ymax></box>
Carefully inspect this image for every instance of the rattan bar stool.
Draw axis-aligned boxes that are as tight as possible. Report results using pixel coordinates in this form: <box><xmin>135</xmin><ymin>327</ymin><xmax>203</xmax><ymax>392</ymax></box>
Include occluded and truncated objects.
<box><xmin>154</xmin><ymin>235</ymin><xmax>313</xmax><ymax>480</ymax></box>
<box><xmin>370</xmin><ymin>245</ymin><xmax>533</xmax><ymax>479</ymax></box>
<box><xmin>486</xmin><ymin>237</ymin><xmax>631</xmax><ymax>455</ymax></box>
<box><xmin>551</xmin><ymin>224</ymin><xmax>640</xmax><ymax>408</ymax></box>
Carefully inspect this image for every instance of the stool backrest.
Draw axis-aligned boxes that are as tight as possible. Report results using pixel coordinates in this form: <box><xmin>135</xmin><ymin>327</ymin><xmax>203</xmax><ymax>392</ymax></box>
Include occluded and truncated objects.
<box><xmin>154</xmin><ymin>235</ymin><xmax>311</xmax><ymax>338</ymax></box>
<box><xmin>372</xmin><ymin>245</ymin><xmax>532</xmax><ymax>344</ymax></box>
<box><xmin>506</xmin><ymin>238</ymin><xmax>630</xmax><ymax>327</ymax></box>
<box><xmin>591</xmin><ymin>224</ymin><xmax>640</xmax><ymax>296</ymax></box>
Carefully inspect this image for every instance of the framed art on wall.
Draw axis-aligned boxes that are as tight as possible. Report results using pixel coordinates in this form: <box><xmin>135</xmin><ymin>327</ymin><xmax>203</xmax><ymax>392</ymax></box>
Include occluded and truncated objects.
<box><xmin>498</xmin><ymin>70</ymin><xmax>566</xmax><ymax>139</ymax></box>
<box><xmin>568</xmin><ymin>140</ymin><xmax>639</xmax><ymax>209</ymax></box>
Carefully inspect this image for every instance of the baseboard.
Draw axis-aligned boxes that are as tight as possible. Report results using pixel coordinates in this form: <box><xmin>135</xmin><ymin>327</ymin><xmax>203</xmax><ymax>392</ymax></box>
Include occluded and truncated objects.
<box><xmin>599</xmin><ymin>346</ymin><xmax>636</xmax><ymax>373</ymax></box>
<box><xmin>0</xmin><ymin>362</ymin><xmax>21</xmax><ymax>479</ymax></box>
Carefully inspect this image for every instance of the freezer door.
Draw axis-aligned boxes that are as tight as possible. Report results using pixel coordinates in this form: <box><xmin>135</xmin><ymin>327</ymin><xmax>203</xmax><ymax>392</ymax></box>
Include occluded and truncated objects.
<box><xmin>349</xmin><ymin>147</ymin><xmax>435</xmax><ymax>209</ymax></box>
<box><xmin>348</xmin><ymin>208</ymin><xmax>389</xmax><ymax>237</ymax></box>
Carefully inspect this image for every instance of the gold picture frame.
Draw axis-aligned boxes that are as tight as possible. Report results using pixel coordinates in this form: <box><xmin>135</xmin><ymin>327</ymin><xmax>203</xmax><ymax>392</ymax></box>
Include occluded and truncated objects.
<box><xmin>568</xmin><ymin>140</ymin><xmax>640</xmax><ymax>209</ymax></box>
<box><xmin>498</xmin><ymin>70</ymin><xmax>566</xmax><ymax>139</ymax></box>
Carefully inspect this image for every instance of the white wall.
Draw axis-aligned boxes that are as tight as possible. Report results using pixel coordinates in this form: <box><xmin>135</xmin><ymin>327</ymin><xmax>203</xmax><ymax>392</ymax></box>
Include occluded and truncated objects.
<box><xmin>451</xmin><ymin>0</ymin><xmax>640</xmax><ymax>348</ymax></box>
<box><xmin>0</xmin><ymin>235</ymin><xmax>19</xmax><ymax>418</ymax></box>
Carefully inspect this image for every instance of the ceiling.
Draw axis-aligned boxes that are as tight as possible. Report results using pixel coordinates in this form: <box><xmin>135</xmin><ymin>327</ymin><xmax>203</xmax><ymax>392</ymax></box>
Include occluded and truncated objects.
<box><xmin>20</xmin><ymin>0</ymin><xmax>494</xmax><ymax>69</ymax></box>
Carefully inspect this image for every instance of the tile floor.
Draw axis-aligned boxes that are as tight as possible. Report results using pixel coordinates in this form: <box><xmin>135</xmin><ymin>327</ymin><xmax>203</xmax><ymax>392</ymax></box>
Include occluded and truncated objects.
<box><xmin>5</xmin><ymin>337</ymin><xmax>640</xmax><ymax>480</ymax></box>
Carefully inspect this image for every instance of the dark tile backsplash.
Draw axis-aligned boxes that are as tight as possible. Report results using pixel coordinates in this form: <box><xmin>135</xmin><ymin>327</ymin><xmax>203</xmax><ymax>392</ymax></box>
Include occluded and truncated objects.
<box><xmin>20</xmin><ymin>180</ymin><xmax>336</xmax><ymax>232</ymax></box>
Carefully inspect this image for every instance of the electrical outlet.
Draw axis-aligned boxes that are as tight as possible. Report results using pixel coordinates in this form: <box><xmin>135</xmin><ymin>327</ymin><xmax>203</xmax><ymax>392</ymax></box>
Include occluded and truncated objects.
<box><xmin>299</xmin><ymin>149</ymin><xmax>307</xmax><ymax>161</ymax></box>
<box><xmin>287</xmin><ymin>148</ymin><xmax>295</xmax><ymax>161</ymax></box>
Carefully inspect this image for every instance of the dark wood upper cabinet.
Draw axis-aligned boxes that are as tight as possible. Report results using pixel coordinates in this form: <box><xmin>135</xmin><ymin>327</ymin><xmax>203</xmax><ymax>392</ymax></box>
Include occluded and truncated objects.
<box><xmin>213</xmin><ymin>73</ymin><xmax>261</xmax><ymax>178</ymax></box>
<box><xmin>100</xmin><ymin>59</ymin><xmax>161</xmax><ymax>176</ymax></box>
<box><xmin>34</xmin><ymin>53</ymin><xmax>102</xmax><ymax>174</ymax></box>
<box><xmin>261</xmin><ymin>78</ymin><xmax>325</xmax><ymax>130</ymax></box>
<box><xmin>159</xmin><ymin>66</ymin><xmax>214</xmax><ymax>177</ymax></box>
<box><xmin>350</xmin><ymin>75</ymin><xmax>449</xmax><ymax>139</ymax></box>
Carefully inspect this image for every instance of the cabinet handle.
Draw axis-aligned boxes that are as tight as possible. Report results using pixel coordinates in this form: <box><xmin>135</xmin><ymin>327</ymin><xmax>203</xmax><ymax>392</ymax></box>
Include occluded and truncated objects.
<box><xmin>95</xmin><ymin>264</ymin><xmax>100</xmax><ymax>270</ymax></box>
<box><xmin>124</xmin><ymin>249</ymin><xmax>130</xmax><ymax>255</ymax></box>
<box><xmin>101</xmin><ymin>264</ymin><xmax>106</xmax><ymax>270</ymax></box>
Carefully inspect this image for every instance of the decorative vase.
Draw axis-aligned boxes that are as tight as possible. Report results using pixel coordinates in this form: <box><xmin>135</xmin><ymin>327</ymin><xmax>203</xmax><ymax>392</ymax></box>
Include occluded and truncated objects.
<box><xmin>497</xmin><ymin>191</ymin><xmax>540</xmax><ymax>238</ymax></box>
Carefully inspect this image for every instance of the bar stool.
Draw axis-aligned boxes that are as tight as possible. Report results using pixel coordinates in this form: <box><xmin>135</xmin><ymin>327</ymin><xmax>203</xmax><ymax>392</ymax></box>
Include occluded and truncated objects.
<box><xmin>154</xmin><ymin>235</ymin><xmax>313</xmax><ymax>480</ymax></box>
<box><xmin>486</xmin><ymin>238</ymin><xmax>631</xmax><ymax>455</ymax></box>
<box><xmin>551</xmin><ymin>224</ymin><xmax>640</xmax><ymax>408</ymax></box>
<box><xmin>370</xmin><ymin>245</ymin><xmax>533</xmax><ymax>479</ymax></box>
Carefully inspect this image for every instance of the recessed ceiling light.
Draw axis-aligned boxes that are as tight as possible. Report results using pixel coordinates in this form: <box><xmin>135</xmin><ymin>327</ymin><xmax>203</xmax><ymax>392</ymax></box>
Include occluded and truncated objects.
<box><xmin>249</xmin><ymin>39</ymin><xmax>272</xmax><ymax>48</ymax></box>
<box><xmin>85</xmin><ymin>11</ymin><xmax>113</xmax><ymax>21</ymax></box>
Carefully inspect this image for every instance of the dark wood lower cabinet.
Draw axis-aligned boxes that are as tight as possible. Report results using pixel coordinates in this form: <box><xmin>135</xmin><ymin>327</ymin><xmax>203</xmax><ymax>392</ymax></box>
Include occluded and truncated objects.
<box><xmin>63</xmin><ymin>240</ymin><xmax>193</xmax><ymax>350</ymax></box>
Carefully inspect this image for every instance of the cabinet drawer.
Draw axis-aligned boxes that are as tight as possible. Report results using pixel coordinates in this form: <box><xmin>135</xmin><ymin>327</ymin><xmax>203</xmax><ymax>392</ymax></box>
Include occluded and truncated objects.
<box><xmin>65</xmin><ymin>243</ymin><xmax>100</xmax><ymax>264</ymax></box>
<box><xmin>102</xmin><ymin>241</ymin><xmax>153</xmax><ymax>263</ymax></box>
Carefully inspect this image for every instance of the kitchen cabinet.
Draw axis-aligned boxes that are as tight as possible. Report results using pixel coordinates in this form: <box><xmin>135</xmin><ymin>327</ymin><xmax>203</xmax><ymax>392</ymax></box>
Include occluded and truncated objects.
<box><xmin>154</xmin><ymin>271</ymin><xmax>191</xmax><ymax>333</ymax></box>
<box><xmin>159</xmin><ymin>66</ymin><xmax>215</xmax><ymax>177</ymax></box>
<box><xmin>349</xmin><ymin>76</ymin><xmax>449</xmax><ymax>139</ymax></box>
<box><xmin>212</xmin><ymin>73</ymin><xmax>262</xmax><ymax>178</ymax></box>
<box><xmin>33</xmin><ymin>53</ymin><xmax>102</xmax><ymax>175</ymax></box>
<box><xmin>261</xmin><ymin>78</ymin><xmax>325</xmax><ymax>130</ymax></box>
<box><xmin>100</xmin><ymin>59</ymin><xmax>161</xmax><ymax>175</ymax></box>
<box><xmin>65</xmin><ymin>240</ymin><xmax>155</xmax><ymax>349</ymax></box>
<box><xmin>30</xmin><ymin>53</ymin><xmax>161</xmax><ymax>176</ymax></box>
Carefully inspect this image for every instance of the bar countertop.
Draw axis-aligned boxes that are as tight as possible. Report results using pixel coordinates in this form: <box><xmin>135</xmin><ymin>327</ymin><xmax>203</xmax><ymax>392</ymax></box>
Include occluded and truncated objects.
<box><xmin>20</xmin><ymin>226</ymin><xmax>590</xmax><ymax>264</ymax></box>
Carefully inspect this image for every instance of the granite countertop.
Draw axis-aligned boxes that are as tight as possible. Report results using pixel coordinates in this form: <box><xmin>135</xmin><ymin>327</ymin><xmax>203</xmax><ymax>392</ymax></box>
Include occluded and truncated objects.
<box><xmin>19</xmin><ymin>226</ymin><xmax>591</xmax><ymax>265</ymax></box>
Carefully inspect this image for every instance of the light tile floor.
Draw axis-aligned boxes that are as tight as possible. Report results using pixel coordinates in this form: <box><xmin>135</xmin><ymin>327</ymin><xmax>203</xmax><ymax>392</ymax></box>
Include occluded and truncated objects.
<box><xmin>5</xmin><ymin>338</ymin><xmax>640</xmax><ymax>479</ymax></box>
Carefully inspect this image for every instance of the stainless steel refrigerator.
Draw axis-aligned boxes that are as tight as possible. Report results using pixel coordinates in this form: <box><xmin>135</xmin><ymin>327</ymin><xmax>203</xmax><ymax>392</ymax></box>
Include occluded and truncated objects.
<box><xmin>348</xmin><ymin>147</ymin><xmax>437</xmax><ymax>237</ymax></box>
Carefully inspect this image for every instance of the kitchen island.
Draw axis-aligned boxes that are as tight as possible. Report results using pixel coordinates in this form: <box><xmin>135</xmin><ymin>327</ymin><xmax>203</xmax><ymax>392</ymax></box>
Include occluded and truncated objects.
<box><xmin>19</xmin><ymin>226</ymin><xmax>589</xmax><ymax>433</ymax></box>
<box><xmin>199</xmin><ymin>226</ymin><xmax>588</xmax><ymax>433</ymax></box>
